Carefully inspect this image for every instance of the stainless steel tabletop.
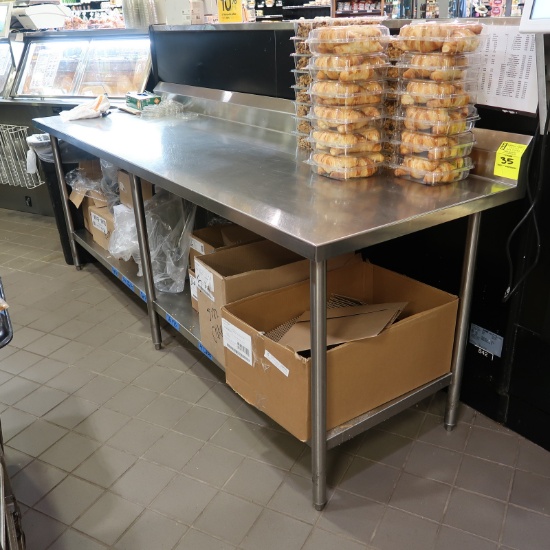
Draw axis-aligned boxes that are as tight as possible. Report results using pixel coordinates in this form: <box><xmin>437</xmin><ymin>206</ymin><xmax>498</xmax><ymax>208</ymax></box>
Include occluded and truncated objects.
<box><xmin>33</xmin><ymin>111</ymin><xmax>522</xmax><ymax>261</ymax></box>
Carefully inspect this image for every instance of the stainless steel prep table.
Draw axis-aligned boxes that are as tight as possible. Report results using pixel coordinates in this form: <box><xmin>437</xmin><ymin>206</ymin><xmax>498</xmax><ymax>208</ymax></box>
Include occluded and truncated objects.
<box><xmin>33</xmin><ymin>102</ymin><xmax>528</xmax><ymax>510</ymax></box>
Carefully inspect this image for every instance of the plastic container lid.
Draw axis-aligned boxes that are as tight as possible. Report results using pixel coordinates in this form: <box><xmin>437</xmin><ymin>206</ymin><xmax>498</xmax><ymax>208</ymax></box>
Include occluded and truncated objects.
<box><xmin>307</xmin><ymin>25</ymin><xmax>390</xmax><ymax>55</ymax></box>
<box><xmin>308</xmin><ymin>151</ymin><xmax>385</xmax><ymax>180</ymax></box>
<box><xmin>309</xmin><ymin>105</ymin><xmax>384</xmax><ymax>133</ymax></box>
<box><xmin>294</xmin><ymin>102</ymin><xmax>311</xmax><ymax>118</ymax></box>
<box><xmin>309</xmin><ymin>128</ymin><xmax>385</xmax><ymax>156</ymax></box>
<box><xmin>309</xmin><ymin>80</ymin><xmax>385</xmax><ymax>107</ymax></box>
<box><xmin>395</xmin><ymin>104</ymin><xmax>479</xmax><ymax>135</ymax></box>
<box><xmin>397</xmin><ymin>79</ymin><xmax>478</xmax><ymax>108</ymax></box>
<box><xmin>295</xmin><ymin>117</ymin><xmax>313</xmax><ymax>135</ymax></box>
<box><xmin>397</xmin><ymin>52</ymin><xmax>481</xmax><ymax>81</ymax></box>
<box><xmin>291</xmin><ymin>53</ymin><xmax>312</xmax><ymax>70</ymax></box>
<box><xmin>392</xmin><ymin>130</ymin><xmax>475</xmax><ymax>160</ymax></box>
<box><xmin>292</xmin><ymin>69</ymin><xmax>313</xmax><ymax>88</ymax></box>
<box><xmin>389</xmin><ymin>155</ymin><xmax>474</xmax><ymax>185</ymax></box>
<box><xmin>291</xmin><ymin>37</ymin><xmax>311</xmax><ymax>55</ymax></box>
<box><xmin>292</xmin><ymin>85</ymin><xmax>311</xmax><ymax>104</ymax></box>
<box><xmin>396</xmin><ymin>20</ymin><xmax>487</xmax><ymax>54</ymax></box>
<box><xmin>308</xmin><ymin>54</ymin><xmax>390</xmax><ymax>82</ymax></box>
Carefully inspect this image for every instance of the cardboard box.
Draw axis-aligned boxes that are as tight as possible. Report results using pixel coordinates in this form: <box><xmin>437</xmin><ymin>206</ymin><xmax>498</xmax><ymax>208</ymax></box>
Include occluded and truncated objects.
<box><xmin>126</xmin><ymin>91</ymin><xmax>161</xmax><ymax>110</ymax></box>
<box><xmin>118</xmin><ymin>171</ymin><xmax>154</xmax><ymax>209</ymax></box>
<box><xmin>222</xmin><ymin>260</ymin><xmax>459</xmax><ymax>441</ymax></box>
<box><xmin>69</xmin><ymin>161</ymin><xmax>106</xmax><ymax>208</ymax></box>
<box><xmin>196</xmin><ymin>243</ymin><xmax>358</xmax><ymax>366</ymax></box>
<box><xmin>79</xmin><ymin>160</ymin><xmax>103</xmax><ymax>181</ymax></box>
<box><xmin>83</xmin><ymin>202</ymin><xmax>114</xmax><ymax>250</ymax></box>
<box><xmin>189</xmin><ymin>224</ymin><xmax>262</xmax><ymax>270</ymax></box>
<box><xmin>189</xmin><ymin>269</ymin><xmax>198</xmax><ymax>311</ymax></box>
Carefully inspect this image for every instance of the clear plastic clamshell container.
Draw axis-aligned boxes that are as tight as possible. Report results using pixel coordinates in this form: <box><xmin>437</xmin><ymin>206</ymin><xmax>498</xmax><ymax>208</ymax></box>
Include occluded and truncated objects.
<box><xmin>308</xmin><ymin>151</ymin><xmax>385</xmax><ymax>180</ymax></box>
<box><xmin>392</xmin><ymin>130</ymin><xmax>475</xmax><ymax>160</ymax></box>
<box><xmin>292</xmin><ymin>85</ymin><xmax>311</xmax><ymax>104</ymax></box>
<box><xmin>291</xmin><ymin>37</ymin><xmax>311</xmax><ymax>56</ymax></box>
<box><xmin>291</xmin><ymin>53</ymin><xmax>311</xmax><ymax>70</ymax></box>
<box><xmin>395</xmin><ymin>104</ymin><xmax>479</xmax><ymax>136</ymax></box>
<box><xmin>396</xmin><ymin>20</ymin><xmax>488</xmax><ymax>54</ymax></box>
<box><xmin>397</xmin><ymin>79</ymin><xmax>478</xmax><ymax>108</ymax></box>
<box><xmin>397</xmin><ymin>52</ymin><xmax>481</xmax><ymax>82</ymax></box>
<box><xmin>307</xmin><ymin>25</ymin><xmax>390</xmax><ymax>56</ymax></box>
<box><xmin>389</xmin><ymin>154</ymin><xmax>474</xmax><ymax>185</ymax></box>
<box><xmin>292</xmin><ymin>69</ymin><xmax>313</xmax><ymax>88</ymax></box>
<box><xmin>309</xmin><ymin>105</ymin><xmax>385</xmax><ymax>133</ymax></box>
<box><xmin>309</xmin><ymin>127</ymin><xmax>385</xmax><ymax>156</ymax></box>
<box><xmin>308</xmin><ymin>54</ymin><xmax>390</xmax><ymax>82</ymax></box>
<box><xmin>295</xmin><ymin>117</ymin><xmax>313</xmax><ymax>135</ymax></box>
<box><xmin>293</xmin><ymin>16</ymin><xmax>388</xmax><ymax>39</ymax></box>
<box><xmin>309</xmin><ymin>80</ymin><xmax>385</xmax><ymax>107</ymax></box>
<box><xmin>294</xmin><ymin>102</ymin><xmax>311</xmax><ymax>118</ymax></box>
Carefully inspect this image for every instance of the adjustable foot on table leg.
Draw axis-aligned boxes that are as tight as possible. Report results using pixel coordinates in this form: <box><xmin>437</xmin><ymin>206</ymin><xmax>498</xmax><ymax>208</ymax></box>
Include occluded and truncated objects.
<box><xmin>444</xmin><ymin>423</ymin><xmax>455</xmax><ymax>432</ymax></box>
<box><xmin>155</xmin><ymin>343</ymin><xmax>162</xmax><ymax>350</ymax></box>
<box><xmin>314</xmin><ymin>502</ymin><xmax>326</xmax><ymax>511</ymax></box>
<box><xmin>75</xmin><ymin>266</ymin><xmax>82</xmax><ymax>271</ymax></box>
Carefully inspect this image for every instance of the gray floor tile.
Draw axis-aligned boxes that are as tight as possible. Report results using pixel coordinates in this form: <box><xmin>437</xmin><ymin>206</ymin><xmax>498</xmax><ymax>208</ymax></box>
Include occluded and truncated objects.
<box><xmin>291</xmin><ymin>446</ymin><xmax>354</xmax><ymax>488</ymax></box>
<box><xmin>241</xmin><ymin>508</ymin><xmax>312</xmax><ymax>550</ymax></box>
<box><xmin>193</xmin><ymin>492</ymin><xmax>262</xmax><ymax>546</ymax></box>
<box><xmin>20</xmin><ymin>357</ymin><xmax>68</xmax><ymax>384</ymax></box>
<box><xmin>455</xmin><ymin>455</ymin><xmax>513</xmax><ymax>501</ymax></box>
<box><xmin>164</xmin><ymin>373</ymin><xmax>216</xmax><ymax>403</ymax></box>
<box><xmin>101</xmin><ymin>332</ymin><xmax>148</xmax><ymax>355</ymax></box>
<box><xmin>14</xmin><ymin>386</ymin><xmax>69</xmax><ymax>417</ymax></box>
<box><xmin>11</xmin><ymin>460</ymin><xmax>67</xmax><ymax>507</ymax></box>
<box><xmin>73</xmin><ymin>445</ymin><xmax>136</xmax><ymax>488</ymax></box>
<box><xmin>196</xmin><ymin>383</ymin><xmax>244</xmax><ymax>415</ymax></box>
<box><xmin>356</xmin><ymin>429</ymin><xmax>413</xmax><ymax>468</ymax></box>
<box><xmin>74</xmin><ymin>408</ymin><xmax>131</xmax><ymax>442</ymax></box>
<box><xmin>317</xmin><ymin>489</ymin><xmax>385</xmax><ymax>544</ymax></box>
<box><xmin>377</xmin><ymin>408</ymin><xmax>426</xmax><ymax>439</ymax></box>
<box><xmin>106</xmin><ymin>418</ymin><xmax>167</xmax><ymax>456</ymax></box>
<box><xmin>302</xmin><ymin>528</ymin><xmax>366</xmax><ymax>550</ymax></box>
<box><xmin>49</xmin><ymin>341</ymin><xmax>94</xmax><ymax>364</ymax></box>
<box><xmin>45</xmin><ymin>367</ymin><xmax>97</xmax><ymax>394</ymax></box>
<box><xmin>427</xmin><ymin>393</ymin><xmax>476</xmax><ymax>424</ymax></box>
<box><xmin>510</xmin><ymin>469</ymin><xmax>550</xmax><ymax>515</ymax></box>
<box><xmin>149</xmin><ymin>473</ymin><xmax>218</xmax><ymax>524</ymax></box>
<box><xmin>8</xmin><ymin>419</ymin><xmax>68</xmax><ymax>457</ymax></box>
<box><xmin>434</xmin><ymin>525</ymin><xmax>498</xmax><ymax>550</ymax></box>
<box><xmin>1</xmin><ymin>407</ymin><xmax>37</xmax><ymax>441</ymax></box>
<box><xmin>40</xmin><ymin>432</ymin><xmax>101</xmax><ymax>472</ymax></box>
<box><xmin>136</xmin><ymin>395</ymin><xmax>191</xmax><ymax>428</ymax></box>
<box><xmin>0</xmin><ymin>376</ymin><xmax>40</xmax><ymax>405</ymax></box>
<box><xmin>372</xmin><ymin>507</ymin><xmax>438</xmax><ymax>550</ymax></box>
<box><xmin>51</xmin><ymin>319</ymin><xmax>96</xmax><ymax>340</ymax></box>
<box><xmin>516</xmin><ymin>438</ymin><xmax>550</xmax><ymax>479</ymax></box>
<box><xmin>21</xmin><ymin>509</ymin><xmax>67</xmax><ymax>550</ymax></box>
<box><xmin>465</xmin><ymin>426</ymin><xmax>519</xmax><ymax>467</ymax></box>
<box><xmin>43</xmin><ymin>396</ymin><xmax>99</xmax><ymax>430</ymax></box>
<box><xmin>404</xmin><ymin>440</ymin><xmax>463</xmax><ymax>484</ymax></box>
<box><xmin>246</xmin><ymin>427</ymin><xmax>304</xmax><ymax>470</ymax></box>
<box><xmin>48</xmin><ymin>529</ymin><xmax>109</xmax><ymax>550</ymax></box>
<box><xmin>175</xmin><ymin>528</ymin><xmax>236</xmax><ymax>550</ymax></box>
<box><xmin>8</xmin><ymin>327</ymin><xmax>45</xmax><ymax>349</ymax></box>
<box><xmin>114</xmin><ymin>509</ymin><xmax>187</xmax><ymax>550</ymax></box>
<box><xmin>102</xmin><ymin>355</ymin><xmax>151</xmax><ymax>383</ymax></box>
<box><xmin>157</xmin><ymin>345</ymin><xmax>202</xmax><ymax>371</ymax></box>
<box><xmin>35</xmin><ymin>474</ymin><xmax>104</xmax><ymax>525</ymax></box>
<box><xmin>186</xmin><ymin>356</ymin><xmax>225</xmax><ymax>383</ymax></box>
<box><xmin>173</xmin><ymin>405</ymin><xmax>229</xmax><ymax>441</ymax></box>
<box><xmin>73</xmin><ymin>491</ymin><xmax>143</xmax><ymax>546</ymax></box>
<box><xmin>104</xmin><ymin>385</ymin><xmax>157</xmax><ymax>416</ymax></box>
<box><xmin>417</xmin><ymin>414</ymin><xmax>471</xmax><ymax>452</ymax></box>
<box><xmin>111</xmin><ymin>459</ymin><xmax>175</xmax><ymax>506</ymax></box>
<box><xmin>389</xmin><ymin>472</ymin><xmax>451</xmax><ymax>522</ymax></box>
<box><xmin>75</xmin><ymin>376</ymin><xmax>127</xmax><ymax>405</ymax></box>
<box><xmin>501</xmin><ymin>505</ymin><xmax>550</xmax><ymax>550</ymax></box>
<box><xmin>133</xmin><ymin>365</ymin><xmax>182</xmax><ymax>393</ymax></box>
<box><xmin>143</xmin><ymin>431</ymin><xmax>204</xmax><ymax>471</ymax></box>
<box><xmin>0</xmin><ymin>349</ymin><xmax>42</xmax><ymax>375</ymax></box>
<box><xmin>443</xmin><ymin>488</ymin><xmax>506</xmax><ymax>541</ymax></box>
<box><xmin>73</xmin><ymin>348</ymin><xmax>124</xmax><ymax>373</ymax></box>
<box><xmin>223</xmin><ymin>457</ymin><xmax>285</xmax><ymax>506</ymax></box>
<box><xmin>3</xmin><ymin>445</ymin><xmax>33</xmax><ymax>477</ymax></box>
<box><xmin>182</xmin><ymin>443</ymin><xmax>244</xmax><ymax>487</ymax></box>
<box><xmin>24</xmin><ymin>334</ymin><xmax>70</xmax><ymax>357</ymax></box>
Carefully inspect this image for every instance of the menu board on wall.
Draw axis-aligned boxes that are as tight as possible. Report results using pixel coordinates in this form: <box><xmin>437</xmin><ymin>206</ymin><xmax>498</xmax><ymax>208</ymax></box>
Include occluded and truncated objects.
<box><xmin>477</xmin><ymin>25</ymin><xmax>538</xmax><ymax>114</ymax></box>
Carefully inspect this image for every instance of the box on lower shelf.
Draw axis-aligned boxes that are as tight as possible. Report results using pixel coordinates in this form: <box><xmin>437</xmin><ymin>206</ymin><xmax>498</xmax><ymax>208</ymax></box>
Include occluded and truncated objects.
<box><xmin>222</xmin><ymin>259</ymin><xmax>459</xmax><ymax>442</ymax></box>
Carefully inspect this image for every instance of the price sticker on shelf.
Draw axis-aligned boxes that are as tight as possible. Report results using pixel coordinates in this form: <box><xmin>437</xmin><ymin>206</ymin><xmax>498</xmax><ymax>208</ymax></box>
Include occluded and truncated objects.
<box><xmin>494</xmin><ymin>141</ymin><xmax>528</xmax><ymax>180</ymax></box>
<box><xmin>217</xmin><ymin>0</ymin><xmax>243</xmax><ymax>23</ymax></box>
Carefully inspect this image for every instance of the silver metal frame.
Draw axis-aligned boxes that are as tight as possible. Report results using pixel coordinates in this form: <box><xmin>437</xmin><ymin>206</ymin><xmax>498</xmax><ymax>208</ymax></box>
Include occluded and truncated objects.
<box><xmin>36</xmin><ymin>85</ymin><xmax>529</xmax><ymax>508</ymax></box>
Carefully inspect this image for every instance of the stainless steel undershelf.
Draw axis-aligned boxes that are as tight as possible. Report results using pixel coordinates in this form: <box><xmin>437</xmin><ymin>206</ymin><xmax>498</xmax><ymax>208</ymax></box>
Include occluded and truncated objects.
<box><xmin>34</xmin><ymin>112</ymin><xmax>523</xmax><ymax>262</ymax></box>
<box><xmin>74</xmin><ymin>229</ymin><xmax>219</xmax><ymax>365</ymax></box>
<box><xmin>325</xmin><ymin>373</ymin><xmax>453</xmax><ymax>449</ymax></box>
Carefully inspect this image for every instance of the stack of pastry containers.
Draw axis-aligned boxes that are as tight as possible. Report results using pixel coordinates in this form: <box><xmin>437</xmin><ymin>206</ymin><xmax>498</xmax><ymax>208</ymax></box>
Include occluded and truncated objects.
<box><xmin>388</xmin><ymin>20</ymin><xmax>487</xmax><ymax>185</ymax></box>
<box><xmin>304</xmin><ymin>24</ymin><xmax>390</xmax><ymax>180</ymax></box>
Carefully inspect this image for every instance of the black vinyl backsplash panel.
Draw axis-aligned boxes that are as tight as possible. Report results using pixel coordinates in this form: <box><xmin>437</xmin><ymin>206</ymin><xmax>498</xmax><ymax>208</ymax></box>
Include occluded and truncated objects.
<box><xmin>150</xmin><ymin>28</ymin><xmax>295</xmax><ymax>100</ymax></box>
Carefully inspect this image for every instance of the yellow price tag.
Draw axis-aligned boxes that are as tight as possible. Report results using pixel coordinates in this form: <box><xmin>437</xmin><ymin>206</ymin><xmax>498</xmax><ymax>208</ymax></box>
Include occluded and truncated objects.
<box><xmin>217</xmin><ymin>0</ymin><xmax>243</xmax><ymax>23</ymax></box>
<box><xmin>494</xmin><ymin>141</ymin><xmax>528</xmax><ymax>180</ymax></box>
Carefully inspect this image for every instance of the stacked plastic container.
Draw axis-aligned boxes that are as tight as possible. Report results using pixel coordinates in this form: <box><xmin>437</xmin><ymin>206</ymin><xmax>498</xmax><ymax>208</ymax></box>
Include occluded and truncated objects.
<box><xmin>291</xmin><ymin>17</ymin><xmax>388</xmax><ymax>152</ymax></box>
<box><xmin>388</xmin><ymin>20</ymin><xmax>487</xmax><ymax>185</ymax></box>
<box><xmin>303</xmin><ymin>24</ymin><xmax>390</xmax><ymax>180</ymax></box>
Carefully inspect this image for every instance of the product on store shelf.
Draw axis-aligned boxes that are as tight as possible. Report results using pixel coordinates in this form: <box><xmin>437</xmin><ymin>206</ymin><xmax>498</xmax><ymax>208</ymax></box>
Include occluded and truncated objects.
<box><xmin>393</xmin><ymin>130</ymin><xmax>476</xmax><ymax>160</ymax></box>
<box><xmin>398</xmin><ymin>52</ymin><xmax>481</xmax><ymax>82</ymax></box>
<box><xmin>310</xmin><ymin>79</ymin><xmax>385</xmax><ymax>107</ymax></box>
<box><xmin>397</xmin><ymin>79</ymin><xmax>477</xmax><ymax>108</ymax></box>
<box><xmin>308</xmin><ymin>54</ymin><xmax>390</xmax><ymax>82</ymax></box>
<box><xmin>389</xmin><ymin>154</ymin><xmax>473</xmax><ymax>185</ymax></box>
<box><xmin>308</xmin><ymin>151</ymin><xmax>385</xmax><ymax>180</ymax></box>
<box><xmin>311</xmin><ymin>128</ymin><xmax>384</xmax><ymax>155</ymax></box>
<box><xmin>310</xmin><ymin>105</ymin><xmax>384</xmax><ymax>133</ymax></box>
<box><xmin>307</xmin><ymin>25</ymin><xmax>390</xmax><ymax>55</ymax></box>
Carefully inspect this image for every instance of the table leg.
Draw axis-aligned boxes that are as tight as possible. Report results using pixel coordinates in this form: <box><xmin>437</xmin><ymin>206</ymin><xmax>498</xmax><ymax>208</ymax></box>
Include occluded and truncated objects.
<box><xmin>50</xmin><ymin>136</ymin><xmax>81</xmax><ymax>270</ymax></box>
<box><xmin>445</xmin><ymin>212</ymin><xmax>482</xmax><ymax>430</ymax></box>
<box><xmin>311</xmin><ymin>259</ymin><xmax>327</xmax><ymax>510</ymax></box>
<box><xmin>129</xmin><ymin>173</ymin><xmax>162</xmax><ymax>350</ymax></box>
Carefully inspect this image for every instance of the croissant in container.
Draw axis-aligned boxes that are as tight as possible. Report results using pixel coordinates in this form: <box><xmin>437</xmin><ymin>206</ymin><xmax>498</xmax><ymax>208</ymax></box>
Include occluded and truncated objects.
<box><xmin>312</xmin><ymin>54</ymin><xmax>388</xmax><ymax>82</ymax></box>
<box><xmin>399</xmin><ymin>131</ymin><xmax>462</xmax><ymax>159</ymax></box>
<box><xmin>397</xmin><ymin>22</ymin><xmax>484</xmax><ymax>54</ymax></box>
<box><xmin>403</xmin><ymin>106</ymin><xmax>470</xmax><ymax>135</ymax></box>
<box><xmin>312</xmin><ymin>105</ymin><xmax>383</xmax><ymax>133</ymax></box>
<box><xmin>310</xmin><ymin>80</ymin><xmax>384</xmax><ymax>107</ymax></box>
<box><xmin>312</xmin><ymin>129</ymin><xmax>383</xmax><ymax>155</ymax></box>
<box><xmin>313</xmin><ymin>152</ymin><xmax>384</xmax><ymax>179</ymax></box>
<box><xmin>394</xmin><ymin>156</ymin><xmax>467</xmax><ymax>184</ymax></box>
<box><xmin>400</xmin><ymin>81</ymin><xmax>472</xmax><ymax>108</ymax></box>
<box><xmin>308</xmin><ymin>26</ymin><xmax>387</xmax><ymax>55</ymax></box>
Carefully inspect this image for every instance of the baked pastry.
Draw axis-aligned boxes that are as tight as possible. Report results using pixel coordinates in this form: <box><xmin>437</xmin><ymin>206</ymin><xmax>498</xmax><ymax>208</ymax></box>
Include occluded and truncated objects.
<box><xmin>397</xmin><ymin>23</ymin><xmax>483</xmax><ymax>54</ymax></box>
<box><xmin>403</xmin><ymin>106</ymin><xmax>470</xmax><ymax>135</ymax></box>
<box><xmin>313</xmin><ymin>152</ymin><xmax>384</xmax><ymax>179</ymax></box>
<box><xmin>309</xmin><ymin>26</ymin><xmax>386</xmax><ymax>55</ymax></box>
<box><xmin>313</xmin><ymin>54</ymin><xmax>388</xmax><ymax>82</ymax></box>
<box><xmin>311</xmin><ymin>80</ymin><xmax>384</xmax><ymax>107</ymax></box>
<box><xmin>313</xmin><ymin>105</ymin><xmax>382</xmax><ymax>133</ymax></box>
<box><xmin>399</xmin><ymin>131</ymin><xmax>463</xmax><ymax>160</ymax></box>
<box><xmin>394</xmin><ymin>156</ymin><xmax>466</xmax><ymax>184</ymax></box>
<box><xmin>400</xmin><ymin>81</ymin><xmax>471</xmax><ymax>108</ymax></box>
<box><xmin>312</xmin><ymin>129</ymin><xmax>382</xmax><ymax>155</ymax></box>
<box><xmin>402</xmin><ymin>53</ymin><xmax>470</xmax><ymax>81</ymax></box>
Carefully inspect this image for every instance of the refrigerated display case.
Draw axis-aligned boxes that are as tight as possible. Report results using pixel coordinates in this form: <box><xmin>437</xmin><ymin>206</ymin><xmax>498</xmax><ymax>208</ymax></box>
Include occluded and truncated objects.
<box><xmin>11</xmin><ymin>30</ymin><xmax>151</xmax><ymax>99</ymax></box>
<box><xmin>0</xmin><ymin>39</ymin><xmax>15</xmax><ymax>99</ymax></box>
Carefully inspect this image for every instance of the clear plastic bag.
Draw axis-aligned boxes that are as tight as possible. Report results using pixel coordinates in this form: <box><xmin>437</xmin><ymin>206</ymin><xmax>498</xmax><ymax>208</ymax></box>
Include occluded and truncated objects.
<box><xmin>66</xmin><ymin>164</ymin><xmax>119</xmax><ymax>210</ymax></box>
<box><xmin>109</xmin><ymin>190</ymin><xmax>197</xmax><ymax>294</ymax></box>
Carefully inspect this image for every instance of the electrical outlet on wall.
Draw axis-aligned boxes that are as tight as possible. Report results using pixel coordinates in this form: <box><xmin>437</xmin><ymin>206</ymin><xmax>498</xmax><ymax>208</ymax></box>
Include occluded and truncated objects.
<box><xmin>24</xmin><ymin>196</ymin><xmax>32</xmax><ymax>207</ymax></box>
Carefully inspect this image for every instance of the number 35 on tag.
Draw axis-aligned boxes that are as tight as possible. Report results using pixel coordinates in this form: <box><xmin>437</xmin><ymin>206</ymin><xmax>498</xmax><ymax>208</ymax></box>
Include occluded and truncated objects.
<box><xmin>494</xmin><ymin>142</ymin><xmax>528</xmax><ymax>180</ymax></box>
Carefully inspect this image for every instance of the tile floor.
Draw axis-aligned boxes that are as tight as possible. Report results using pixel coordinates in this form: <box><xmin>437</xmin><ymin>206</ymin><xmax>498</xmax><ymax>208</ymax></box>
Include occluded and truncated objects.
<box><xmin>0</xmin><ymin>206</ymin><xmax>549</xmax><ymax>550</ymax></box>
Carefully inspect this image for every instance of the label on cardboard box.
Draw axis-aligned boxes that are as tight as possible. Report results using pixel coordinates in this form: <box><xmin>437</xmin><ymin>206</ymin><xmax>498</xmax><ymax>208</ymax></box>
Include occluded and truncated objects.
<box><xmin>189</xmin><ymin>273</ymin><xmax>198</xmax><ymax>300</ymax></box>
<box><xmin>190</xmin><ymin>237</ymin><xmax>205</xmax><ymax>255</ymax></box>
<box><xmin>91</xmin><ymin>211</ymin><xmax>108</xmax><ymax>235</ymax></box>
<box><xmin>264</xmin><ymin>350</ymin><xmax>289</xmax><ymax>377</ymax></box>
<box><xmin>195</xmin><ymin>262</ymin><xmax>214</xmax><ymax>301</ymax></box>
<box><xmin>222</xmin><ymin>319</ymin><xmax>253</xmax><ymax>366</ymax></box>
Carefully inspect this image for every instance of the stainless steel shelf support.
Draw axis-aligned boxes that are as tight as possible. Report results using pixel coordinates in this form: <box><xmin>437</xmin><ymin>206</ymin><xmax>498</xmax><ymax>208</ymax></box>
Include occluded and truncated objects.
<box><xmin>445</xmin><ymin>212</ymin><xmax>482</xmax><ymax>430</ymax></box>
<box><xmin>50</xmin><ymin>135</ymin><xmax>81</xmax><ymax>270</ymax></box>
<box><xmin>129</xmin><ymin>173</ymin><xmax>162</xmax><ymax>350</ymax></box>
<box><xmin>311</xmin><ymin>259</ymin><xmax>327</xmax><ymax>510</ymax></box>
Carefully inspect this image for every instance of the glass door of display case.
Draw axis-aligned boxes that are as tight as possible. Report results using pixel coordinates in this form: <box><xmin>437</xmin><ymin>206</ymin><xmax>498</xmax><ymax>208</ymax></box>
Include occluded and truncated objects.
<box><xmin>0</xmin><ymin>40</ymin><xmax>14</xmax><ymax>97</ymax></box>
<box><xmin>11</xmin><ymin>32</ymin><xmax>150</xmax><ymax>99</ymax></box>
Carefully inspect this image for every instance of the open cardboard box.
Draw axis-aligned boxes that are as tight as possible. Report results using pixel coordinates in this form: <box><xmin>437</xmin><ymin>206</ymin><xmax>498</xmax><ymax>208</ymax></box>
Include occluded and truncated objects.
<box><xmin>222</xmin><ymin>259</ymin><xmax>459</xmax><ymax>441</ymax></box>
